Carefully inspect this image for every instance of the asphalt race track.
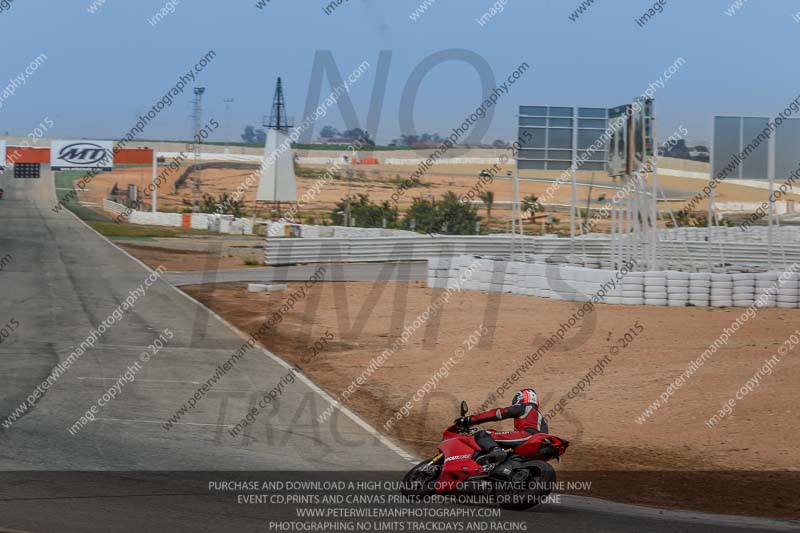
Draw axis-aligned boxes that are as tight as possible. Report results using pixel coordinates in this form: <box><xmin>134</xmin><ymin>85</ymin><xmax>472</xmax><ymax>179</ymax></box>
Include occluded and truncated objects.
<box><xmin>0</xmin><ymin>171</ymin><xmax>795</xmax><ymax>532</ymax></box>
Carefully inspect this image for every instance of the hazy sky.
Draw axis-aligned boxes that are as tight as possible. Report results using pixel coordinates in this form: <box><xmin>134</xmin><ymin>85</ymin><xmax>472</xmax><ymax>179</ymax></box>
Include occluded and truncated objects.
<box><xmin>1</xmin><ymin>0</ymin><xmax>798</xmax><ymax>145</ymax></box>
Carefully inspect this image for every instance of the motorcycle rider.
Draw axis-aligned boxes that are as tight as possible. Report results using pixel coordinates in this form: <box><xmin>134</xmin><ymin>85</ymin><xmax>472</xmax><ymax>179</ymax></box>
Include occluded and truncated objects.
<box><xmin>454</xmin><ymin>388</ymin><xmax>548</xmax><ymax>465</ymax></box>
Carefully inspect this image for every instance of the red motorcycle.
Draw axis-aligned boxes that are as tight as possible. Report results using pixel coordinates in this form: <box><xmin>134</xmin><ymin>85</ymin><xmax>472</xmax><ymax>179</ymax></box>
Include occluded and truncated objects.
<box><xmin>401</xmin><ymin>400</ymin><xmax>569</xmax><ymax>510</ymax></box>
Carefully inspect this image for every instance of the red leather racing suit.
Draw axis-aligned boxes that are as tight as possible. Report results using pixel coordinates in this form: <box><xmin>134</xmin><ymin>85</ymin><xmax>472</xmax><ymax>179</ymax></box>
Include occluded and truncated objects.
<box><xmin>468</xmin><ymin>402</ymin><xmax>548</xmax><ymax>451</ymax></box>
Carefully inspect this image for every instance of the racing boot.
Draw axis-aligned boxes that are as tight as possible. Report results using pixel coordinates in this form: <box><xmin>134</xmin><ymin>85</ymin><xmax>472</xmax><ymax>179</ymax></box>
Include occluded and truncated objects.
<box><xmin>476</xmin><ymin>446</ymin><xmax>507</xmax><ymax>466</ymax></box>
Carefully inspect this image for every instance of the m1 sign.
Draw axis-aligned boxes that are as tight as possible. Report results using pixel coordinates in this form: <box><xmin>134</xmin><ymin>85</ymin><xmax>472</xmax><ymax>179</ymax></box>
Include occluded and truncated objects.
<box><xmin>51</xmin><ymin>140</ymin><xmax>114</xmax><ymax>171</ymax></box>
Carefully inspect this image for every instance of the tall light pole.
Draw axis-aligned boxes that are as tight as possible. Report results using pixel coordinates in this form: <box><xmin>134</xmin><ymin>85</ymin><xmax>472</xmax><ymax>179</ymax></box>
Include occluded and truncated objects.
<box><xmin>343</xmin><ymin>155</ymin><xmax>351</xmax><ymax>226</ymax></box>
<box><xmin>223</xmin><ymin>97</ymin><xmax>234</xmax><ymax>154</ymax></box>
<box><xmin>191</xmin><ymin>87</ymin><xmax>206</xmax><ymax>210</ymax></box>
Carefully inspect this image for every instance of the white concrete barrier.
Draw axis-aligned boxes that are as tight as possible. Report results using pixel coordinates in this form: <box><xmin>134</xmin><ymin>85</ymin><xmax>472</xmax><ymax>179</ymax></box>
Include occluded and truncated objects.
<box><xmin>103</xmin><ymin>200</ymin><xmax>253</xmax><ymax>234</ymax></box>
<box><xmin>266</xmin><ymin>222</ymin><xmax>420</xmax><ymax>239</ymax></box>
<box><xmin>266</xmin><ymin>230</ymin><xmax>800</xmax><ymax>269</ymax></box>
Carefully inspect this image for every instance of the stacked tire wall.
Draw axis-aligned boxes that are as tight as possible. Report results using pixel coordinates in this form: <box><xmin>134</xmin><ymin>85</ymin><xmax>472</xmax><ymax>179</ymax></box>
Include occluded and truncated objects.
<box><xmin>428</xmin><ymin>255</ymin><xmax>800</xmax><ymax>309</ymax></box>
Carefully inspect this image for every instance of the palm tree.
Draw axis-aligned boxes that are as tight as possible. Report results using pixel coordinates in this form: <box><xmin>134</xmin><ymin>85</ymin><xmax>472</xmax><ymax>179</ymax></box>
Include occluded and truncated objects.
<box><xmin>478</xmin><ymin>190</ymin><xmax>495</xmax><ymax>226</ymax></box>
<box><xmin>522</xmin><ymin>194</ymin><xmax>542</xmax><ymax>215</ymax></box>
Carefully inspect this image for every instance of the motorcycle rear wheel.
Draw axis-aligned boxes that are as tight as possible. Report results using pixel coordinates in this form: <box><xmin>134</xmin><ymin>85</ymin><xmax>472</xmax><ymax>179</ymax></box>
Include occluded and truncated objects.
<box><xmin>400</xmin><ymin>457</ymin><xmax>441</xmax><ymax>498</ymax></box>
<box><xmin>498</xmin><ymin>460</ymin><xmax>556</xmax><ymax>511</ymax></box>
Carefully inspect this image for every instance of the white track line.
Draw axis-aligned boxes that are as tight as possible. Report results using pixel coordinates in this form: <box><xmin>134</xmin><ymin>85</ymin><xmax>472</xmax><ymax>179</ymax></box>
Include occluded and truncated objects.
<box><xmin>76</xmin><ymin>377</ymin><xmax>280</xmax><ymax>392</ymax></box>
<box><xmin>51</xmin><ymin>174</ymin><xmax>800</xmax><ymax>530</ymax></box>
<box><xmin>59</xmin><ymin>190</ymin><xmax>418</xmax><ymax>465</ymax></box>
<box><xmin>76</xmin><ymin>377</ymin><xmax>200</xmax><ymax>385</ymax></box>
<box><xmin>94</xmin><ymin>417</ymin><xmax>234</xmax><ymax>428</ymax></box>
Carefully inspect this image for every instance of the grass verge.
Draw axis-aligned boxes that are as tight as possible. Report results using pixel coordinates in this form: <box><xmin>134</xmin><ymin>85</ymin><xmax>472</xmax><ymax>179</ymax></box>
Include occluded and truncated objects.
<box><xmin>54</xmin><ymin>171</ymin><xmax>216</xmax><ymax>239</ymax></box>
<box><xmin>87</xmin><ymin>222</ymin><xmax>217</xmax><ymax>239</ymax></box>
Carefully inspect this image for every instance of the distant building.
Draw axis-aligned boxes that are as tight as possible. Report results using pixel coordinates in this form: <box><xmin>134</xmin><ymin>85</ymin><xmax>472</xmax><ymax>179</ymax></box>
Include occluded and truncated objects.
<box><xmin>660</xmin><ymin>139</ymin><xmax>710</xmax><ymax>162</ymax></box>
<box><xmin>689</xmin><ymin>145</ymin><xmax>710</xmax><ymax>161</ymax></box>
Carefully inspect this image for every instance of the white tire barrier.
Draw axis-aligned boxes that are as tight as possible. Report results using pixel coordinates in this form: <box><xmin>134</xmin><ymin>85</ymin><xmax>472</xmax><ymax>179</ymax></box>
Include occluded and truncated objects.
<box><xmin>620</xmin><ymin>272</ymin><xmax>644</xmax><ymax>305</ymax></box>
<box><xmin>731</xmin><ymin>273</ymin><xmax>755</xmax><ymax>307</ymax></box>
<box><xmin>754</xmin><ymin>272</ymin><xmax>779</xmax><ymax>308</ymax></box>
<box><xmin>710</xmin><ymin>274</ymin><xmax>733</xmax><ymax>308</ymax></box>
<box><xmin>776</xmin><ymin>272</ymin><xmax>800</xmax><ymax>308</ymax></box>
<box><xmin>644</xmin><ymin>271</ymin><xmax>667</xmax><ymax>306</ymax></box>
<box><xmin>427</xmin><ymin>256</ymin><xmax>800</xmax><ymax>309</ymax></box>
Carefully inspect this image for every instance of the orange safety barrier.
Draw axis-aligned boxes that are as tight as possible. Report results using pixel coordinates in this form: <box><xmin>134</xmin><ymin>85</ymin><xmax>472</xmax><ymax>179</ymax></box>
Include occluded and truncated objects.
<box><xmin>359</xmin><ymin>157</ymin><xmax>379</xmax><ymax>165</ymax></box>
<box><xmin>5</xmin><ymin>147</ymin><xmax>154</xmax><ymax>165</ymax></box>
<box><xmin>181</xmin><ymin>213</ymin><xmax>192</xmax><ymax>228</ymax></box>
<box><xmin>115</xmin><ymin>148</ymin><xmax>154</xmax><ymax>164</ymax></box>
<box><xmin>6</xmin><ymin>147</ymin><xmax>50</xmax><ymax>164</ymax></box>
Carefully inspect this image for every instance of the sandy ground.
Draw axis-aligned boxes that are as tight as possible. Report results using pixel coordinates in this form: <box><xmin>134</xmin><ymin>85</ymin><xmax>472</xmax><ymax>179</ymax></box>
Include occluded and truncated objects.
<box><xmin>178</xmin><ymin>279</ymin><xmax>799</xmax><ymax>519</ymax></box>
<box><xmin>81</xmin><ymin>162</ymin><xmax>800</xmax><ymax>228</ymax></box>
<box><xmin>116</xmin><ymin>241</ymin><xmax>264</xmax><ymax>271</ymax></box>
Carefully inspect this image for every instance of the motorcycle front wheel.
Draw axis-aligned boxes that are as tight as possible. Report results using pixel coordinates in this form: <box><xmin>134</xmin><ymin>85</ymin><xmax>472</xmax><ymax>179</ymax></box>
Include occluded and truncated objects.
<box><xmin>400</xmin><ymin>457</ymin><xmax>442</xmax><ymax>498</ymax></box>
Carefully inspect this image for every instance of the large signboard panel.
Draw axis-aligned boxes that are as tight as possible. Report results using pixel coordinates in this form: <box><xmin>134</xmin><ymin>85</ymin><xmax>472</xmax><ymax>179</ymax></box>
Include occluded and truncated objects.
<box><xmin>51</xmin><ymin>140</ymin><xmax>114</xmax><ymax>171</ymax></box>
<box><xmin>634</xmin><ymin>99</ymin><xmax>655</xmax><ymax>167</ymax></box>
<box><xmin>712</xmin><ymin>116</ymin><xmax>769</xmax><ymax>180</ymax></box>
<box><xmin>607</xmin><ymin>104</ymin><xmax>630</xmax><ymax>177</ymax></box>
<box><xmin>607</xmin><ymin>99</ymin><xmax>654</xmax><ymax>177</ymax></box>
<box><xmin>715</xmin><ymin>115</ymin><xmax>800</xmax><ymax>181</ymax></box>
<box><xmin>517</xmin><ymin>106</ymin><xmax>608</xmax><ymax>172</ymax></box>
<box><xmin>774</xmin><ymin>118</ymin><xmax>800</xmax><ymax>180</ymax></box>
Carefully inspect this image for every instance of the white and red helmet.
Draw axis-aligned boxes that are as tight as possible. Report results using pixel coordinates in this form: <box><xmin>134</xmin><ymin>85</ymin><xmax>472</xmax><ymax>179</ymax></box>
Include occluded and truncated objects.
<box><xmin>512</xmin><ymin>388</ymin><xmax>538</xmax><ymax>406</ymax></box>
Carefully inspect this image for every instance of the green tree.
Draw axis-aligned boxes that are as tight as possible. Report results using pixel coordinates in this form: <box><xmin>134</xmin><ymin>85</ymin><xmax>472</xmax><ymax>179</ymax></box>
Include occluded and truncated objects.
<box><xmin>402</xmin><ymin>197</ymin><xmax>438</xmax><ymax>233</ymax></box>
<box><xmin>478</xmin><ymin>190</ymin><xmax>495</xmax><ymax>226</ymax></box>
<box><xmin>319</xmin><ymin>125</ymin><xmax>340</xmax><ymax>138</ymax></box>
<box><xmin>199</xmin><ymin>193</ymin><xmax>245</xmax><ymax>217</ymax></box>
<box><xmin>434</xmin><ymin>191</ymin><xmax>481</xmax><ymax>234</ymax></box>
<box><xmin>522</xmin><ymin>193</ymin><xmax>544</xmax><ymax>214</ymax></box>
<box><xmin>240</xmin><ymin>125</ymin><xmax>266</xmax><ymax>144</ymax></box>
<box><xmin>331</xmin><ymin>194</ymin><xmax>398</xmax><ymax>228</ymax></box>
<box><xmin>341</xmin><ymin>128</ymin><xmax>375</xmax><ymax>145</ymax></box>
<box><xmin>692</xmin><ymin>213</ymin><xmax>708</xmax><ymax>227</ymax></box>
<box><xmin>401</xmin><ymin>193</ymin><xmax>481</xmax><ymax>235</ymax></box>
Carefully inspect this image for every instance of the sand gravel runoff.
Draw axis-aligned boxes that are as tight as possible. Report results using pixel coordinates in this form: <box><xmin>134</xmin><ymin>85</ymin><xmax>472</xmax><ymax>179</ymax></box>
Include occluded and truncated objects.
<box><xmin>177</xmin><ymin>279</ymin><xmax>800</xmax><ymax>520</ymax></box>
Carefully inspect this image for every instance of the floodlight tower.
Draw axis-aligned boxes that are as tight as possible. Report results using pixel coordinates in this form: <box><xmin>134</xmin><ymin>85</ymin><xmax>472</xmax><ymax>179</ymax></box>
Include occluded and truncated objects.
<box><xmin>223</xmin><ymin>97</ymin><xmax>234</xmax><ymax>154</ymax></box>
<box><xmin>191</xmin><ymin>87</ymin><xmax>206</xmax><ymax>198</ymax></box>
<box><xmin>265</xmin><ymin>77</ymin><xmax>290</xmax><ymax>132</ymax></box>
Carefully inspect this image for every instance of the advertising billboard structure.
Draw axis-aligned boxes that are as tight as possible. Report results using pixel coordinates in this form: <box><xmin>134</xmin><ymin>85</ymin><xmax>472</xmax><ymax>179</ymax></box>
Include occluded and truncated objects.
<box><xmin>710</xmin><ymin>115</ymin><xmax>800</xmax><ymax>268</ymax></box>
<box><xmin>608</xmin><ymin>99</ymin><xmax>654</xmax><ymax>177</ymax></box>
<box><xmin>51</xmin><ymin>140</ymin><xmax>114</xmax><ymax>171</ymax></box>
<box><xmin>517</xmin><ymin>106</ymin><xmax>609</xmax><ymax>172</ymax></box>
<box><xmin>515</xmin><ymin>105</ymin><xmax>610</xmax><ymax>259</ymax></box>
<box><xmin>607</xmin><ymin>104</ymin><xmax>631</xmax><ymax>177</ymax></box>
<box><xmin>513</xmin><ymin>101</ymin><xmax>659</xmax><ymax>269</ymax></box>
